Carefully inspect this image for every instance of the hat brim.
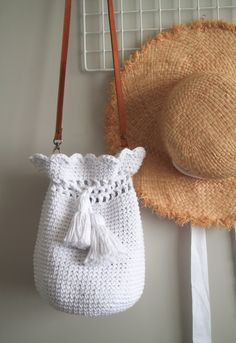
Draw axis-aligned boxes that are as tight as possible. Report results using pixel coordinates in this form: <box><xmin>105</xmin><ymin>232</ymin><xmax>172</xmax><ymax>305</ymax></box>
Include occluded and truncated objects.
<box><xmin>105</xmin><ymin>20</ymin><xmax>236</xmax><ymax>228</ymax></box>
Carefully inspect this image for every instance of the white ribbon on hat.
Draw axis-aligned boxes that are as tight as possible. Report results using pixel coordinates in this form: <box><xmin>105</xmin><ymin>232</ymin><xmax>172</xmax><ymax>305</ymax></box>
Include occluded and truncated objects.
<box><xmin>172</xmin><ymin>159</ymin><xmax>202</xmax><ymax>179</ymax></box>
<box><xmin>172</xmin><ymin>159</ymin><xmax>212</xmax><ymax>343</ymax></box>
<box><xmin>173</xmin><ymin>159</ymin><xmax>236</xmax><ymax>342</ymax></box>
<box><xmin>191</xmin><ymin>225</ymin><xmax>212</xmax><ymax>343</ymax></box>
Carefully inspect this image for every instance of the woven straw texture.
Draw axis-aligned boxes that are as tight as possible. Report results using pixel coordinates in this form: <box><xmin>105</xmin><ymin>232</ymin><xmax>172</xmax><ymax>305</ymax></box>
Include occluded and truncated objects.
<box><xmin>31</xmin><ymin>147</ymin><xmax>146</xmax><ymax>316</ymax></box>
<box><xmin>105</xmin><ymin>20</ymin><xmax>236</xmax><ymax>228</ymax></box>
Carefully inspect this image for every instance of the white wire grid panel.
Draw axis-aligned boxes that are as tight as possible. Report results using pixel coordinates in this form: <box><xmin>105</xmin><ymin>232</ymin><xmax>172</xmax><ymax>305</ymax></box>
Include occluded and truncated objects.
<box><xmin>82</xmin><ymin>0</ymin><xmax>236</xmax><ymax>71</ymax></box>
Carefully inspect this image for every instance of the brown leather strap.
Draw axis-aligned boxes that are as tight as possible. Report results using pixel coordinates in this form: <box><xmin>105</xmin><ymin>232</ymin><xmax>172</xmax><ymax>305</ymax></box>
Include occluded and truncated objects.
<box><xmin>53</xmin><ymin>0</ymin><xmax>127</xmax><ymax>150</ymax></box>
<box><xmin>53</xmin><ymin>0</ymin><xmax>72</xmax><ymax>150</ymax></box>
<box><xmin>107</xmin><ymin>0</ymin><xmax>128</xmax><ymax>147</ymax></box>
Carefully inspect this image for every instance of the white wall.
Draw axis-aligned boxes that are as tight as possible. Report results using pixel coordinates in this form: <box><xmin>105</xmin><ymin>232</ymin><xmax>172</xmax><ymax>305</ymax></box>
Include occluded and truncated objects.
<box><xmin>0</xmin><ymin>1</ymin><xmax>235</xmax><ymax>342</ymax></box>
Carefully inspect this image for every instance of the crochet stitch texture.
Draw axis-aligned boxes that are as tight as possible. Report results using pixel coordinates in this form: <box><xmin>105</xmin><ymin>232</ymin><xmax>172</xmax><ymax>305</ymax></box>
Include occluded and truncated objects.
<box><xmin>30</xmin><ymin>147</ymin><xmax>146</xmax><ymax>316</ymax></box>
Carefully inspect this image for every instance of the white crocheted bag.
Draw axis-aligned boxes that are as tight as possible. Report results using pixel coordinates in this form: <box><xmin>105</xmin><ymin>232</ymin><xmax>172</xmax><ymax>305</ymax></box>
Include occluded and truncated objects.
<box><xmin>30</xmin><ymin>147</ymin><xmax>145</xmax><ymax>316</ymax></box>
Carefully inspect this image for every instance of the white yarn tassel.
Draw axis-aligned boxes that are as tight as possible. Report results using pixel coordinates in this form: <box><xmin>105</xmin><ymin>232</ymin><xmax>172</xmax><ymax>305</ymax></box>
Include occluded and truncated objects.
<box><xmin>64</xmin><ymin>190</ymin><xmax>92</xmax><ymax>249</ymax></box>
<box><xmin>64</xmin><ymin>188</ymin><xmax>126</xmax><ymax>264</ymax></box>
<box><xmin>84</xmin><ymin>212</ymin><xmax>126</xmax><ymax>264</ymax></box>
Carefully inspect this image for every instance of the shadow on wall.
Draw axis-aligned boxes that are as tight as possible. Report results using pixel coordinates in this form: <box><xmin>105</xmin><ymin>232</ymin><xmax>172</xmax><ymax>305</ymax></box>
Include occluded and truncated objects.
<box><xmin>0</xmin><ymin>168</ymin><xmax>48</xmax><ymax>289</ymax></box>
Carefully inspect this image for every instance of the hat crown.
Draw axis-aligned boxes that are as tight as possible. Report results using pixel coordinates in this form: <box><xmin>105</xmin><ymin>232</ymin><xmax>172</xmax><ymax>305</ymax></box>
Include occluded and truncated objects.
<box><xmin>161</xmin><ymin>72</ymin><xmax>236</xmax><ymax>179</ymax></box>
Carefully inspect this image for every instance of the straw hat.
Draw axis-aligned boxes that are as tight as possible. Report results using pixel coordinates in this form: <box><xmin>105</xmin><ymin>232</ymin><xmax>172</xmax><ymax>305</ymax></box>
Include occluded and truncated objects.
<box><xmin>105</xmin><ymin>20</ymin><xmax>236</xmax><ymax>228</ymax></box>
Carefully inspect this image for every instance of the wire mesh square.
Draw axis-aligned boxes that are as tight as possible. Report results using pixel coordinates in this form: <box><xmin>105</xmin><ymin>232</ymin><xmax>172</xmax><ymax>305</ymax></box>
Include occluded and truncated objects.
<box><xmin>82</xmin><ymin>0</ymin><xmax>236</xmax><ymax>71</ymax></box>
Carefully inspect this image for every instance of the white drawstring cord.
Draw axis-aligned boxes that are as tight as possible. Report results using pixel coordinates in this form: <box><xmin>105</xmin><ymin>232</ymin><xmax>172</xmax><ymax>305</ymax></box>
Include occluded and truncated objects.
<box><xmin>64</xmin><ymin>188</ymin><xmax>126</xmax><ymax>264</ymax></box>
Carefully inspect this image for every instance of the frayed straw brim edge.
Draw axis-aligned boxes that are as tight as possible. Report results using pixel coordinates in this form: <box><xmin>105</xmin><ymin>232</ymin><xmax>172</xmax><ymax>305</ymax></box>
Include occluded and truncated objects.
<box><xmin>105</xmin><ymin>20</ymin><xmax>236</xmax><ymax>151</ymax></box>
<box><xmin>135</xmin><ymin>183</ymin><xmax>236</xmax><ymax>229</ymax></box>
<box><xmin>105</xmin><ymin>20</ymin><xmax>236</xmax><ymax>229</ymax></box>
